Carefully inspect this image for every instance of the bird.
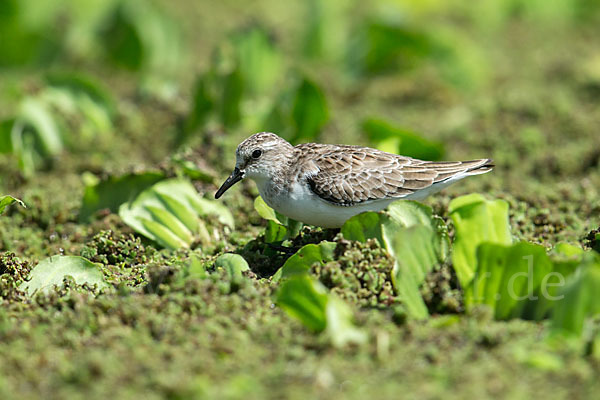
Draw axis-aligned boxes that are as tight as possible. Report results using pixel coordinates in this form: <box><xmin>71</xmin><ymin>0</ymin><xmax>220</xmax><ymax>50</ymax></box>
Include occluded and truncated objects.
<box><xmin>215</xmin><ymin>132</ymin><xmax>493</xmax><ymax>228</ymax></box>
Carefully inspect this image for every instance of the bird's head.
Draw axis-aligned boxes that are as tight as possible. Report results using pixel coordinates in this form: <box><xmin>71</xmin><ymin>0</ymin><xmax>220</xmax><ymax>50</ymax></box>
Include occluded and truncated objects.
<box><xmin>215</xmin><ymin>132</ymin><xmax>294</xmax><ymax>199</ymax></box>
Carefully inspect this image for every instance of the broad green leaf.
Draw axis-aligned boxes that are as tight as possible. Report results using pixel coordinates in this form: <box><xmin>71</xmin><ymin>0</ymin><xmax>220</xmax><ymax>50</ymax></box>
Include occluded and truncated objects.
<box><xmin>265</xmin><ymin>221</ymin><xmax>288</xmax><ymax>244</ymax></box>
<box><xmin>283</xmin><ymin>218</ymin><xmax>303</xmax><ymax>239</ymax></box>
<box><xmin>254</xmin><ymin>196</ymin><xmax>282</xmax><ymax>224</ymax></box>
<box><xmin>279</xmin><ymin>242</ymin><xmax>336</xmax><ymax>279</ymax></box>
<box><xmin>101</xmin><ymin>0</ymin><xmax>183</xmax><ymax>77</ymax></box>
<box><xmin>184</xmin><ymin>255</ymin><xmax>208</xmax><ymax>280</ymax></box>
<box><xmin>384</xmin><ymin>223</ymin><xmax>440</xmax><ymax>320</ymax></box>
<box><xmin>19</xmin><ymin>97</ymin><xmax>63</xmax><ymax>156</ymax></box>
<box><xmin>290</xmin><ymin>77</ymin><xmax>328</xmax><ymax>142</ymax></box>
<box><xmin>551</xmin><ymin>255</ymin><xmax>600</xmax><ymax>337</ymax></box>
<box><xmin>191</xmin><ymin>197</ymin><xmax>235</xmax><ymax>229</ymax></box>
<box><xmin>154</xmin><ymin>191</ymin><xmax>198</xmax><ymax>233</ymax></box>
<box><xmin>466</xmin><ymin>242</ymin><xmax>558</xmax><ymax>320</ymax></box>
<box><xmin>387</xmin><ymin>200</ymin><xmax>438</xmax><ymax>228</ymax></box>
<box><xmin>145</xmin><ymin>205</ymin><xmax>194</xmax><ymax>243</ymax></box>
<box><xmin>141</xmin><ymin>218</ymin><xmax>189</xmax><ymax>249</ymax></box>
<box><xmin>302</xmin><ymin>0</ymin><xmax>349</xmax><ymax>62</ymax></box>
<box><xmin>10</xmin><ymin>121</ymin><xmax>37</xmax><ymax>177</ymax></box>
<box><xmin>432</xmin><ymin>27</ymin><xmax>488</xmax><ymax>91</ymax></box>
<box><xmin>277</xmin><ymin>275</ymin><xmax>329</xmax><ymax>332</ymax></box>
<box><xmin>74</xmin><ymin>93</ymin><xmax>113</xmax><ymax>138</ymax></box>
<box><xmin>348</xmin><ymin>20</ymin><xmax>432</xmax><ymax>76</ymax></box>
<box><xmin>341</xmin><ymin>212</ymin><xmax>386</xmax><ymax>245</ymax></box>
<box><xmin>326</xmin><ymin>296</ymin><xmax>368</xmax><ymax>347</ymax></box>
<box><xmin>340</xmin><ymin>204</ymin><xmax>446</xmax><ymax>319</ymax></box>
<box><xmin>170</xmin><ymin>155</ymin><xmax>215</xmax><ymax>183</ymax></box>
<box><xmin>277</xmin><ymin>275</ymin><xmax>366</xmax><ymax>346</ymax></box>
<box><xmin>231</xmin><ymin>27</ymin><xmax>282</xmax><ymax>95</ymax></box>
<box><xmin>363</xmin><ymin>118</ymin><xmax>444</xmax><ymax>161</ymax></box>
<box><xmin>215</xmin><ymin>253</ymin><xmax>250</xmax><ymax>286</ymax></box>
<box><xmin>119</xmin><ymin>178</ymin><xmax>234</xmax><ymax>249</ymax></box>
<box><xmin>388</xmin><ymin>200</ymin><xmax>450</xmax><ymax>260</ymax></box>
<box><xmin>0</xmin><ymin>0</ymin><xmax>61</xmax><ymax>67</ymax></box>
<box><xmin>79</xmin><ymin>171</ymin><xmax>165</xmax><ymax>222</ymax></box>
<box><xmin>339</xmin><ymin>202</ymin><xmax>446</xmax><ymax>250</ymax></box>
<box><xmin>0</xmin><ymin>119</ymin><xmax>14</xmax><ymax>153</ymax></box>
<box><xmin>553</xmin><ymin>243</ymin><xmax>585</xmax><ymax>257</ymax></box>
<box><xmin>180</xmin><ymin>73</ymin><xmax>215</xmax><ymax>142</ymax></box>
<box><xmin>46</xmin><ymin>72</ymin><xmax>116</xmax><ymax>116</ymax></box>
<box><xmin>145</xmin><ymin>178</ymin><xmax>234</xmax><ymax>228</ymax></box>
<box><xmin>0</xmin><ymin>195</ymin><xmax>25</xmax><ymax>215</ymax></box>
<box><xmin>220</xmin><ymin>67</ymin><xmax>244</xmax><ymax>128</ymax></box>
<box><xmin>254</xmin><ymin>196</ymin><xmax>303</xmax><ymax>242</ymax></box>
<box><xmin>262</xmin><ymin>101</ymin><xmax>288</xmax><ymax>136</ymax></box>
<box><xmin>20</xmin><ymin>255</ymin><xmax>107</xmax><ymax>295</ymax></box>
<box><xmin>532</xmin><ymin>249</ymin><xmax>583</xmax><ymax>321</ymax></box>
<box><xmin>449</xmin><ymin>193</ymin><xmax>512</xmax><ymax>287</ymax></box>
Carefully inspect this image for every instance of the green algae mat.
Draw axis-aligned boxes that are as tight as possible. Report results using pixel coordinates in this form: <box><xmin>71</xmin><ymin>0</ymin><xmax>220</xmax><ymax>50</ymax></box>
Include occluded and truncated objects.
<box><xmin>1</xmin><ymin>0</ymin><xmax>600</xmax><ymax>399</ymax></box>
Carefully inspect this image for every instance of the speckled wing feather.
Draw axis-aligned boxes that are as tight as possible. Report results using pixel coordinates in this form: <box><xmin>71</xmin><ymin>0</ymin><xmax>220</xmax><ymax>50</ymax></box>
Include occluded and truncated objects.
<box><xmin>297</xmin><ymin>144</ymin><xmax>493</xmax><ymax>206</ymax></box>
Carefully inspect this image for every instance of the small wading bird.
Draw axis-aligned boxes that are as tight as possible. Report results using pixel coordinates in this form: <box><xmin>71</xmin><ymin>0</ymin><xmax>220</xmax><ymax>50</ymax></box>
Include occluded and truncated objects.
<box><xmin>215</xmin><ymin>132</ymin><xmax>493</xmax><ymax>228</ymax></box>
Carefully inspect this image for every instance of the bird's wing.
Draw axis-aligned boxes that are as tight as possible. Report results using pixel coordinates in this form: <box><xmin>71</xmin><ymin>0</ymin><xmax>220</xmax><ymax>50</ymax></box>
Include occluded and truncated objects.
<box><xmin>300</xmin><ymin>145</ymin><xmax>493</xmax><ymax>206</ymax></box>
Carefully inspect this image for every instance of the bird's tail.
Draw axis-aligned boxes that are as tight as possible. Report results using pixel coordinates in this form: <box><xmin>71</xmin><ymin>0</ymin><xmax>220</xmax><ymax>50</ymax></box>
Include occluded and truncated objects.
<box><xmin>463</xmin><ymin>158</ymin><xmax>494</xmax><ymax>176</ymax></box>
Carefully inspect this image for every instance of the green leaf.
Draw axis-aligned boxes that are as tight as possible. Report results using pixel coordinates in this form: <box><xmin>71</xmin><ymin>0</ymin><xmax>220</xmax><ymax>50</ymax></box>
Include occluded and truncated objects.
<box><xmin>0</xmin><ymin>0</ymin><xmax>61</xmax><ymax>68</ymax></box>
<box><xmin>19</xmin><ymin>97</ymin><xmax>63</xmax><ymax>156</ymax></box>
<box><xmin>449</xmin><ymin>193</ymin><xmax>512</xmax><ymax>288</ymax></box>
<box><xmin>183</xmin><ymin>255</ymin><xmax>208</xmax><ymax>280</ymax></box>
<box><xmin>277</xmin><ymin>275</ymin><xmax>366</xmax><ymax>346</ymax></box>
<box><xmin>220</xmin><ymin>67</ymin><xmax>244</xmax><ymax>128</ymax></box>
<box><xmin>466</xmin><ymin>242</ymin><xmax>561</xmax><ymax>320</ymax></box>
<box><xmin>46</xmin><ymin>72</ymin><xmax>116</xmax><ymax>116</ymax></box>
<box><xmin>340</xmin><ymin>202</ymin><xmax>447</xmax><ymax>319</ymax></box>
<box><xmin>341</xmin><ymin>212</ymin><xmax>386</xmax><ymax>245</ymax></box>
<box><xmin>190</xmin><ymin>197</ymin><xmax>235</xmax><ymax>229</ymax></box>
<box><xmin>140</xmin><ymin>218</ymin><xmax>189</xmax><ymax>250</ymax></box>
<box><xmin>254</xmin><ymin>196</ymin><xmax>282</xmax><ymax>224</ymax></box>
<box><xmin>145</xmin><ymin>205</ymin><xmax>194</xmax><ymax>243</ymax></box>
<box><xmin>79</xmin><ymin>171</ymin><xmax>165</xmax><ymax>222</ymax></box>
<box><xmin>231</xmin><ymin>27</ymin><xmax>282</xmax><ymax>95</ymax></box>
<box><xmin>290</xmin><ymin>77</ymin><xmax>328</xmax><ymax>142</ymax></box>
<box><xmin>348</xmin><ymin>20</ymin><xmax>432</xmax><ymax>76</ymax></box>
<box><xmin>279</xmin><ymin>242</ymin><xmax>336</xmax><ymax>279</ymax></box>
<box><xmin>255</xmin><ymin>196</ymin><xmax>303</xmax><ymax>242</ymax></box>
<box><xmin>215</xmin><ymin>253</ymin><xmax>250</xmax><ymax>286</ymax></box>
<box><xmin>388</xmin><ymin>201</ymin><xmax>450</xmax><ymax>260</ymax></box>
<box><xmin>302</xmin><ymin>0</ymin><xmax>348</xmax><ymax>62</ymax></box>
<box><xmin>101</xmin><ymin>0</ymin><xmax>183</xmax><ymax>76</ymax></box>
<box><xmin>20</xmin><ymin>255</ymin><xmax>107</xmax><ymax>295</ymax></box>
<box><xmin>0</xmin><ymin>195</ymin><xmax>25</xmax><ymax>215</ymax></box>
<box><xmin>0</xmin><ymin>119</ymin><xmax>14</xmax><ymax>154</ymax></box>
<box><xmin>170</xmin><ymin>155</ymin><xmax>215</xmax><ymax>183</ymax></box>
<box><xmin>553</xmin><ymin>243</ymin><xmax>585</xmax><ymax>257</ymax></box>
<box><xmin>387</xmin><ymin>200</ymin><xmax>438</xmax><ymax>228</ymax></box>
<box><xmin>265</xmin><ymin>220</ymin><xmax>288</xmax><ymax>244</ymax></box>
<box><xmin>180</xmin><ymin>73</ymin><xmax>215</xmax><ymax>142</ymax></box>
<box><xmin>551</xmin><ymin>255</ymin><xmax>600</xmax><ymax>337</ymax></box>
<box><xmin>277</xmin><ymin>275</ymin><xmax>329</xmax><ymax>332</ymax></box>
<box><xmin>384</xmin><ymin>223</ymin><xmax>440</xmax><ymax>320</ymax></box>
<box><xmin>362</xmin><ymin>118</ymin><xmax>444</xmax><ymax>161</ymax></box>
<box><xmin>119</xmin><ymin>178</ymin><xmax>234</xmax><ymax>249</ymax></box>
<box><xmin>326</xmin><ymin>296</ymin><xmax>368</xmax><ymax>347</ymax></box>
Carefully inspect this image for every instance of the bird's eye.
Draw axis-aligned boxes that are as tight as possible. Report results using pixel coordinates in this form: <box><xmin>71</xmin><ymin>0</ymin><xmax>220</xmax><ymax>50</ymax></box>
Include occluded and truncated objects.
<box><xmin>251</xmin><ymin>149</ymin><xmax>262</xmax><ymax>159</ymax></box>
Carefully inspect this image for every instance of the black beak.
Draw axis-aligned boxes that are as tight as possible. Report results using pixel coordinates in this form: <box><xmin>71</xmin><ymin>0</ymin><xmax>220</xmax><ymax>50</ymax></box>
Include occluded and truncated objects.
<box><xmin>215</xmin><ymin>168</ymin><xmax>244</xmax><ymax>199</ymax></box>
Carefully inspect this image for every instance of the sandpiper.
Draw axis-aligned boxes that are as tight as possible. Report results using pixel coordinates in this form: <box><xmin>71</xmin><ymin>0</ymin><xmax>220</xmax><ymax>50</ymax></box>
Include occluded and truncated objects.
<box><xmin>215</xmin><ymin>132</ymin><xmax>493</xmax><ymax>228</ymax></box>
